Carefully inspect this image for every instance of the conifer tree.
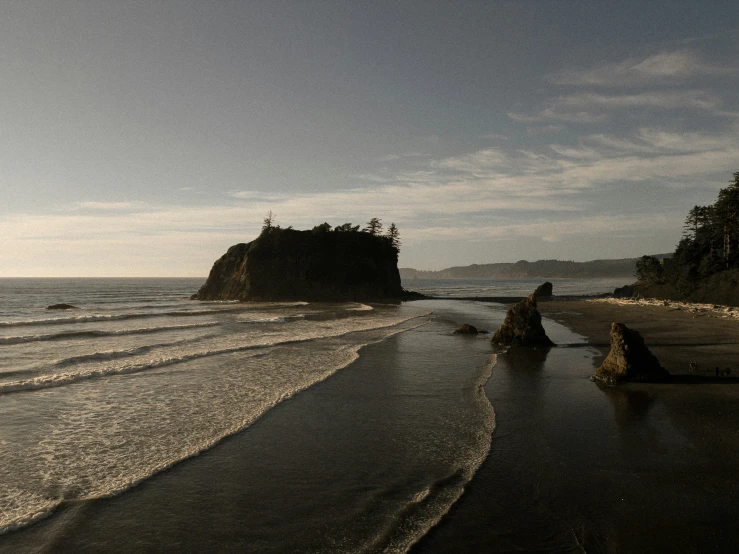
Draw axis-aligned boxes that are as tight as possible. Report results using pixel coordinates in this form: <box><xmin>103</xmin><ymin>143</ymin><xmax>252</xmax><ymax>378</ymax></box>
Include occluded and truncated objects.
<box><xmin>386</xmin><ymin>222</ymin><xmax>401</xmax><ymax>249</ymax></box>
<box><xmin>262</xmin><ymin>210</ymin><xmax>275</xmax><ymax>232</ymax></box>
<box><xmin>363</xmin><ymin>217</ymin><xmax>383</xmax><ymax>235</ymax></box>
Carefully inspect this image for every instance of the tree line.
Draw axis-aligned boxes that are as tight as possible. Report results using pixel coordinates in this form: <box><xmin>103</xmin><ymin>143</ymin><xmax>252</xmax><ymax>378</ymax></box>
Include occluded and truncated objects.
<box><xmin>261</xmin><ymin>212</ymin><xmax>401</xmax><ymax>250</ymax></box>
<box><xmin>636</xmin><ymin>171</ymin><xmax>739</xmax><ymax>290</ymax></box>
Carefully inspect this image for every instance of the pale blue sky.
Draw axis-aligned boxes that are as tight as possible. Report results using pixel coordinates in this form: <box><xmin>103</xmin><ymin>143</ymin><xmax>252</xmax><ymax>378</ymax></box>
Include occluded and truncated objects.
<box><xmin>2</xmin><ymin>1</ymin><xmax>738</xmax><ymax>276</ymax></box>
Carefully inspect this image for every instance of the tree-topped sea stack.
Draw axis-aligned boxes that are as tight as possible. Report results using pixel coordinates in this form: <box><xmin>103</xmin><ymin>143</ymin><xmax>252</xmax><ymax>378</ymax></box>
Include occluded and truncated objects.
<box><xmin>591</xmin><ymin>323</ymin><xmax>670</xmax><ymax>384</ymax></box>
<box><xmin>192</xmin><ymin>220</ymin><xmax>415</xmax><ymax>302</ymax></box>
<box><xmin>491</xmin><ymin>294</ymin><xmax>554</xmax><ymax>348</ymax></box>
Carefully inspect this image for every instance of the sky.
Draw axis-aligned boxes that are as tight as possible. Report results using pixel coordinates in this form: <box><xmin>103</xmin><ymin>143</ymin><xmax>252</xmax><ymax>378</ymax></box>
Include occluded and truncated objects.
<box><xmin>1</xmin><ymin>1</ymin><xmax>738</xmax><ymax>276</ymax></box>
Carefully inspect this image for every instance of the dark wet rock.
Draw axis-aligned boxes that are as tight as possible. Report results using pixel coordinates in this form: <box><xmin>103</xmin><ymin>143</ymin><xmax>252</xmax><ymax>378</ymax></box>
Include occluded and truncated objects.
<box><xmin>453</xmin><ymin>324</ymin><xmax>478</xmax><ymax>335</ymax></box>
<box><xmin>591</xmin><ymin>322</ymin><xmax>670</xmax><ymax>384</ymax></box>
<box><xmin>491</xmin><ymin>295</ymin><xmax>555</xmax><ymax>348</ymax></box>
<box><xmin>46</xmin><ymin>304</ymin><xmax>79</xmax><ymax>310</ymax></box>
<box><xmin>613</xmin><ymin>285</ymin><xmax>634</xmax><ymax>298</ymax></box>
<box><xmin>192</xmin><ymin>227</ymin><xmax>420</xmax><ymax>302</ymax></box>
<box><xmin>532</xmin><ymin>281</ymin><xmax>553</xmax><ymax>298</ymax></box>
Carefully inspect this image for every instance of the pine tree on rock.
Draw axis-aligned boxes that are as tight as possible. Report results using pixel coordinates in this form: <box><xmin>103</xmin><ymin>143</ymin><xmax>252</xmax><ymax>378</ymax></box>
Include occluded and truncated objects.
<box><xmin>363</xmin><ymin>218</ymin><xmax>383</xmax><ymax>236</ymax></box>
<box><xmin>386</xmin><ymin>223</ymin><xmax>401</xmax><ymax>249</ymax></box>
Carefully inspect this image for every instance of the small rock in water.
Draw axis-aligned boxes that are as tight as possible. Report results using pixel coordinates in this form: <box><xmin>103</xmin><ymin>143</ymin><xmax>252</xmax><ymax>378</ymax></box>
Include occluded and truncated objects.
<box><xmin>453</xmin><ymin>324</ymin><xmax>479</xmax><ymax>335</ymax></box>
<box><xmin>591</xmin><ymin>322</ymin><xmax>669</xmax><ymax>384</ymax></box>
<box><xmin>46</xmin><ymin>303</ymin><xmax>79</xmax><ymax>310</ymax></box>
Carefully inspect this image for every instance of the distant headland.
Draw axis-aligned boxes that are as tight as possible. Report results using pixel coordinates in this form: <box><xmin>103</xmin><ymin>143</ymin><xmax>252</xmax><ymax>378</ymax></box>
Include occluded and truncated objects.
<box><xmin>192</xmin><ymin>217</ymin><xmax>421</xmax><ymax>302</ymax></box>
<box><xmin>400</xmin><ymin>255</ymin><xmax>671</xmax><ymax>281</ymax></box>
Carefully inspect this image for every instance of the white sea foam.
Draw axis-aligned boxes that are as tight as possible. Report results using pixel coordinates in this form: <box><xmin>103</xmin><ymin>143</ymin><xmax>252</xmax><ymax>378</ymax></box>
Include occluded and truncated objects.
<box><xmin>384</xmin><ymin>353</ymin><xmax>497</xmax><ymax>554</ymax></box>
<box><xmin>347</xmin><ymin>303</ymin><xmax>374</xmax><ymax>311</ymax></box>
<box><xmin>0</xmin><ymin>314</ymin><xmax>428</xmax><ymax>535</ymax></box>
<box><xmin>0</xmin><ymin>321</ymin><xmax>220</xmax><ymax>345</ymax></box>
<box><xmin>0</xmin><ymin>488</ymin><xmax>62</xmax><ymax>535</ymax></box>
<box><xmin>0</xmin><ymin>307</ymin><xmax>245</xmax><ymax>328</ymax></box>
<box><xmin>0</xmin><ymin>312</ymin><xmax>428</xmax><ymax>394</ymax></box>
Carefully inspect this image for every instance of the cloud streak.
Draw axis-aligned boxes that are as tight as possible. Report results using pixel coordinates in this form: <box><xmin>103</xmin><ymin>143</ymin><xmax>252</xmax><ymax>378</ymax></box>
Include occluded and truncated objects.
<box><xmin>552</xmin><ymin>49</ymin><xmax>739</xmax><ymax>86</ymax></box>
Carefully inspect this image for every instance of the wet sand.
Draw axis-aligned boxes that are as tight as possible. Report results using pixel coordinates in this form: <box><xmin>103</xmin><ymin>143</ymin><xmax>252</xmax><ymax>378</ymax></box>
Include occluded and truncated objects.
<box><xmin>415</xmin><ymin>299</ymin><xmax>739</xmax><ymax>553</ymax></box>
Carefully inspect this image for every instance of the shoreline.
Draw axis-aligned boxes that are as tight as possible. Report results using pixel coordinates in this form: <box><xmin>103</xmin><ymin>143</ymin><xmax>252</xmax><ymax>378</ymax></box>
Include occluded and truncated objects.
<box><xmin>415</xmin><ymin>297</ymin><xmax>739</xmax><ymax>552</ymax></box>
<box><xmin>0</xmin><ymin>300</ymin><xmax>502</xmax><ymax>554</ymax></box>
<box><xmin>539</xmin><ymin>298</ymin><xmax>739</xmax><ymax>377</ymax></box>
<box><xmin>2</xmin><ymin>297</ymin><xmax>739</xmax><ymax>552</ymax></box>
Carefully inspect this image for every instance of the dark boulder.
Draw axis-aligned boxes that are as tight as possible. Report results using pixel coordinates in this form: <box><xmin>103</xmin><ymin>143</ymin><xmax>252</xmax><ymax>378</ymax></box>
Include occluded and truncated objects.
<box><xmin>453</xmin><ymin>324</ymin><xmax>478</xmax><ymax>335</ymax></box>
<box><xmin>591</xmin><ymin>322</ymin><xmax>670</xmax><ymax>384</ymax></box>
<box><xmin>46</xmin><ymin>304</ymin><xmax>79</xmax><ymax>310</ymax></box>
<box><xmin>532</xmin><ymin>281</ymin><xmax>553</xmax><ymax>298</ymax></box>
<box><xmin>491</xmin><ymin>294</ymin><xmax>554</xmax><ymax>348</ymax></box>
<box><xmin>613</xmin><ymin>285</ymin><xmax>634</xmax><ymax>298</ymax></box>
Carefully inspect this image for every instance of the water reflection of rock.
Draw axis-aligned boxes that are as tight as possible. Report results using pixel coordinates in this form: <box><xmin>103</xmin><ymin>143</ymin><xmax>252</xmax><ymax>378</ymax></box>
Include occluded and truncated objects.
<box><xmin>502</xmin><ymin>346</ymin><xmax>550</xmax><ymax>372</ymax></box>
<box><xmin>597</xmin><ymin>383</ymin><xmax>655</xmax><ymax>427</ymax></box>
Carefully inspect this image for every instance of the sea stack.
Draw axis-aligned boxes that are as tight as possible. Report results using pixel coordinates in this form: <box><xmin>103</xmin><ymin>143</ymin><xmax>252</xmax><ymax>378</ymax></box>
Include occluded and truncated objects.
<box><xmin>532</xmin><ymin>281</ymin><xmax>553</xmax><ymax>298</ymax></box>
<box><xmin>491</xmin><ymin>294</ymin><xmax>554</xmax><ymax>348</ymax></box>
<box><xmin>591</xmin><ymin>322</ymin><xmax>670</xmax><ymax>384</ymax></box>
<box><xmin>192</xmin><ymin>226</ymin><xmax>411</xmax><ymax>302</ymax></box>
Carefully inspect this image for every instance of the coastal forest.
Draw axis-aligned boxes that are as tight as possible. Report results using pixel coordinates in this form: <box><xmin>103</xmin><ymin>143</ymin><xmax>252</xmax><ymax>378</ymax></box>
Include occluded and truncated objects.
<box><xmin>635</xmin><ymin>172</ymin><xmax>739</xmax><ymax>304</ymax></box>
<box><xmin>261</xmin><ymin>214</ymin><xmax>401</xmax><ymax>255</ymax></box>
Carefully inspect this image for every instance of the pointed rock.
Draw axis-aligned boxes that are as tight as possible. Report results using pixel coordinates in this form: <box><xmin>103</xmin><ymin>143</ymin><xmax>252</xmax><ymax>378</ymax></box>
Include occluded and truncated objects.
<box><xmin>532</xmin><ymin>281</ymin><xmax>553</xmax><ymax>298</ymax></box>
<box><xmin>591</xmin><ymin>322</ymin><xmax>670</xmax><ymax>384</ymax></box>
<box><xmin>491</xmin><ymin>294</ymin><xmax>554</xmax><ymax>348</ymax></box>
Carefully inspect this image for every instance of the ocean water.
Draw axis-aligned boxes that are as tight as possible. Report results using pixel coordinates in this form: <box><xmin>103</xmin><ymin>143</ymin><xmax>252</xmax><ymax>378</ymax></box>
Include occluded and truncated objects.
<box><xmin>0</xmin><ymin>278</ymin><xmax>593</xmax><ymax>551</ymax></box>
<box><xmin>403</xmin><ymin>277</ymin><xmax>629</xmax><ymax>298</ymax></box>
<box><xmin>0</xmin><ymin>280</ymin><xmax>432</xmax><ymax>533</ymax></box>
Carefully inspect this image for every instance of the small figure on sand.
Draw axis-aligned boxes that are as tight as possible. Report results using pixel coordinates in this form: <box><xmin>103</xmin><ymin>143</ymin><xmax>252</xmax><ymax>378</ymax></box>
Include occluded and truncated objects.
<box><xmin>689</xmin><ymin>361</ymin><xmax>697</xmax><ymax>373</ymax></box>
<box><xmin>715</xmin><ymin>367</ymin><xmax>720</xmax><ymax>377</ymax></box>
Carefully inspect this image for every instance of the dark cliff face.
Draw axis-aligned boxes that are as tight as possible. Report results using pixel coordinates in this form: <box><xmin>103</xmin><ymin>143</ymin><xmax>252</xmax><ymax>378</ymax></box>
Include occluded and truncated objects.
<box><xmin>191</xmin><ymin>229</ymin><xmax>406</xmax><ymax>302</ymax></box>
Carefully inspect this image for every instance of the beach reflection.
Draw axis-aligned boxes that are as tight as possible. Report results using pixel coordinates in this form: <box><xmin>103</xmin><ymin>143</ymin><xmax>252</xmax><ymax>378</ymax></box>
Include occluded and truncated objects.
<box><xmin>502</xmin><ymin>346</ymin><xmax>551</xmax><ymax>373</ymax></box>
<box><xmin>597</xmin><ymin>384</ymin><xmax>656</xmax><ymax>427</ymax></box>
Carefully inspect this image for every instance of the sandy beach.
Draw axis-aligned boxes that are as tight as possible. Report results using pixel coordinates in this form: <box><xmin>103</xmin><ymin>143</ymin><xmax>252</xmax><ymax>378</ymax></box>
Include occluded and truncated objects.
<box><xmin>541</xmin><ymin>298</ymin><xmax>739</xmax><ymax>380</ymax></box>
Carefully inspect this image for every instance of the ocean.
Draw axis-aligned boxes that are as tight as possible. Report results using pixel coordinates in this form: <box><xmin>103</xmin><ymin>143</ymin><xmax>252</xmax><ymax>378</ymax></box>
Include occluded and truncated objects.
<box><xmin>0</xmin><ymin>277</ymin><xmax>614</xmax><ymax>552</ymax></box>
<box><xmin>404</xmin><ymin>276</ymin><xmax>629</xmax><ymax>298</ymax></box>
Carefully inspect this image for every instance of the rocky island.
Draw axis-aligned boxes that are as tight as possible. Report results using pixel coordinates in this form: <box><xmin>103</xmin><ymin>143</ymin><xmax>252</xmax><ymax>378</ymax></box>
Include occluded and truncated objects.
<box><xmin>192</xmin><ymin>222</ymin><xmax>419</xmax><ymax>302</ymax></box>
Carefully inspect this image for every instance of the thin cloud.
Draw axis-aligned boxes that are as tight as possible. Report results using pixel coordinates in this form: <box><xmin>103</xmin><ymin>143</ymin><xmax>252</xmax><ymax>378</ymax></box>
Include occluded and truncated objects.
<box><xmin>507</xmin><ymin>108</ymin><xmax>607</xmax><ymax>123</ymax></box>
<box><xmin>557</xmin><ymin>90</ymin><xmax>721</xmax><ymax>110</ymax></box>
<box><xmin>78</xmin><ymin>201</ymin><xmax>137</xmax><ymax>210</ymax></box>
<box><xmin>510</xmin><ymin>90</ymin><xmax>722</xmax><ymax>124</ymax></box>
<box><xmin>378</xmin><ymin>152</ymin><xmax>427</xmax><ymax>162</ymax></box>
<box><xmin>552</xmin><ymin>49</ymin><xmax>738</xmax><ymax>86</ymax></box>
<box><xmin>526</xmin><ymin>125</ymin><xmax>563</xmax><ymax>136</ymax></box>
